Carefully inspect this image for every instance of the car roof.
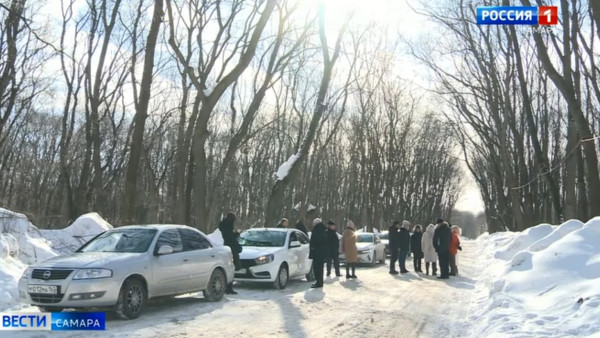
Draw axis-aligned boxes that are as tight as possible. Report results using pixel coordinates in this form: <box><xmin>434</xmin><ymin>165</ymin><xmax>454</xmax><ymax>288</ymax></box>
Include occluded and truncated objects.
<box><xmin>113</xmin><ymin>224</ymin><xmax>192</xmax><ymax>231</ymax></box>
<box><xmin>244</xmin><ymin>228</ymin><xmax>294</xmax><ymax>232</ymax></box>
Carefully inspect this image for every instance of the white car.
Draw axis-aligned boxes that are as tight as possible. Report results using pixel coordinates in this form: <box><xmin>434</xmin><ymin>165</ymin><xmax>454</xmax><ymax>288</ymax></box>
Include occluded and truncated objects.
<box><xmin>235</xmin><ymin>228</ymin><xmax>313</xmax><ymax>289</ymax></box>
<box><xmin>18</xmin><ymin>225</ymin><xmax>234</xmax><ymax>319</ymax></box>
<box><xmin>340</xmin><ymin>232</ymin><xmax>386</xmax><ymax>266</ymax></box>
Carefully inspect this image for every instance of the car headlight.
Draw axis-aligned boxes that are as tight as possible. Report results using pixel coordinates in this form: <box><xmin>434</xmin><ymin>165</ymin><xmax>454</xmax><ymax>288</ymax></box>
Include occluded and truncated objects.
<box><xmin>254</xmin><ymin>254</ymin><xmax>274</xmax><ymax>265</ymax></box>
<box><xmin>21</xmin><ymin>267</ymin><xmax>33</xmax><ymax>279</ymax></box>
<box><xmin>73</xmin><ymin>269</ymin><xmax>112</xmax><ymax>280</ymax></box>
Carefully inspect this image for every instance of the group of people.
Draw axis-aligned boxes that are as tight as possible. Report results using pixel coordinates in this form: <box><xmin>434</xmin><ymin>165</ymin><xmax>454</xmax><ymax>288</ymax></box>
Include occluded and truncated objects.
<box><xmin>307</xmin><ymin>218</ymin><xmax>360</xmax><ymax>289</ymax></box>
<box><xmin>218</xmin><ymin>212</ymin><xmax>463</xmax><ymax>295</ymax></box>
<box><xmin>389</xmin><ymin>218</ymin><xmax>462</xmax><ymax>279</ymax></box>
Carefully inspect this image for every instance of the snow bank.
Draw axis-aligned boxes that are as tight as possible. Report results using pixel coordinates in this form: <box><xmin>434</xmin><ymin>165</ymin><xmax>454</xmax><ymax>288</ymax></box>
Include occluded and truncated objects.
<box><xmin>472</xmin><ymin>218</ymin><xmax>600</xmax><ymax>337</ymax></box>
<box><xmin>0</xmin><ymin>208</ymin><xmax>57</xmax><ymax>264</ymax></box>
<box><xmin>0</xmin><ymin>209</ymin><xmax>112</xmax><ymax>311</ymax></box>
<box><xmin>207</xmin><ymin>228</ymin><xmax>224</xmax><ymax>246</ymax></box>
<box><xmin>40</xmin><ymin>212</ymin><xmax>112</xmax><ymax>254</ymax></box>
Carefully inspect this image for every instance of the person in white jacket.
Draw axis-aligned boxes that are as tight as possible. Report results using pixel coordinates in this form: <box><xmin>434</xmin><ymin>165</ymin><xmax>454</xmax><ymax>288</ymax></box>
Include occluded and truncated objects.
<box><xmin>421</xmin><ymin>224</ymin><xmax>437</xmax><ymax>276</ymax></box>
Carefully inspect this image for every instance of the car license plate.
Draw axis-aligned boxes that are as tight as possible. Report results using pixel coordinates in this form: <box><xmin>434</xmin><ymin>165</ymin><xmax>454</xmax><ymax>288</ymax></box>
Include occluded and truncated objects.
<box><xmin>28</xmin><ymin>284</ymin><xmax>58</xmax><ymax>295</ymax></box>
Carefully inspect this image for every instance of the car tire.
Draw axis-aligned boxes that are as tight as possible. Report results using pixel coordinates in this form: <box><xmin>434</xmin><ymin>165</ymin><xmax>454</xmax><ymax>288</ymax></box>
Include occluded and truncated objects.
<box><xmin>114</xmin><ymin>278</ymin><xmax>146</xmax><ymax>320</ymax></box>
<box><xmin>305</xmin><ymin>262</ymin><xmax>315</xmax><ymax>282</ymax></box>
<box><xmin>38</xmin><ymin>306</ymin><xmax>63</xmax><ymax>313</ymax></box>
<box><xmin>203</xmin><ymin>269</ymin><xmax>226</xmax><ymax>302</ymax></box>
<box><xmin>273</xmin><ymin>264</ymin><xmax>288</xmax><ymax>289</ymax></box>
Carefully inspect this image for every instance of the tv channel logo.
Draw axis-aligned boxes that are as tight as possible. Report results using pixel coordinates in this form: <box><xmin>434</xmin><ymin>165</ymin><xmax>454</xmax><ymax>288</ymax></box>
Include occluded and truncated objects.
<box><xmin>1</xmin><ymin>312</ymin><xmax>106</xmax><ymax>331</ymax></box>
<box><xmin>477</xmin><ymin>6</ymin><xmax>558</xmax><ymax>25</ymax></box>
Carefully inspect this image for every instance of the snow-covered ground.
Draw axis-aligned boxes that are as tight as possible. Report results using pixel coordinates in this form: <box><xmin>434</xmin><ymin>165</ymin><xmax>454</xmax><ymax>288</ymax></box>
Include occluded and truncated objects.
<box><xmin>1</xmin><ymin>207</ymin><xmax>600</xmax><ymax>337</ymax></box>
<box><xmin>470</xmin><ymin>217</ymin><xmax>600</xmax><ymax>337</ymax></box>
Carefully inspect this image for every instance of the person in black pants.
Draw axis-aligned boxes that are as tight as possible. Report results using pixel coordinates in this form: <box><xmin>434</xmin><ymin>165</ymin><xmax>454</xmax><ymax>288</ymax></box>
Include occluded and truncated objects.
<box><xmin>309</xmin><ymin>218</ymin><xmax>328</xmax><ymax>288</ymax></box>
<box><xmin>411</xmin><ymin>225</ymin><xmax>424</xmax><ymax>273</ymax></box>
<box><xmin>325</xmin><ymin>221</ymin><xmax>342</xmax><ymax>277</ymax></box>
<box><xmin>218</xmin><ymin>212</ymin><xmax>242</xmax><ymax>294</ymax></box>
<box><xmin>398</xmin><ymin>220</ymin><xmax>411</xmax><ymax>273</ymax></box>
<box><xmin>432</xmin><ymin>221</ymin><xmax>452</xmax><ymax>279</ymax></box>
<box><xmin>388</xmin><ymin>221</ymin><xmax>401</xmax><ymax>274</ymax></box>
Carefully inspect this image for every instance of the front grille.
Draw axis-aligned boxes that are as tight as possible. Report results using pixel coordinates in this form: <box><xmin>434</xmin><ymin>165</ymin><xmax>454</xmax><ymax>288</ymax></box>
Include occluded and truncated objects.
<box><xmin>240</xmin><ymin>259</ymin><xmax>257</xmax><ymax>269</ymax></box>
<box><xmin>234</xmin><ymin>270</ymin><xmax>270</xmax><ymax>279</ymax></box>
<box><xmin>32</xmin><ymin>269</ymin><xmax>73</xmax><ymax>280</ymax></box>
<box><xmin>30</xmin><ymin>293</ymin><xmax>65</xmax><ymax>304</ymax></box>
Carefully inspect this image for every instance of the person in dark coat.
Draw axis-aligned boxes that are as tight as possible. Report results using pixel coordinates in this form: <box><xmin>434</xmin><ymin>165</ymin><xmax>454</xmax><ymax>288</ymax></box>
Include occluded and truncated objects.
<box><xmin>309</xmin><ymin>218</ymin><xmax>327</xmax><ymax>288</ymax></box>
<box><xmin>433</xmin><ymin>221</ymin><xmax>452</xmax><ymax>279</ymax></box>
<box><xmin>218</xmin><ymin>212</ymin><xmax>242</xmax><ymax>294</ymax></box>
<box><xmin>325</xmin><ymin>221</ymin><xmax>341</xmax><ymax>277</ymax></box>
<box><xmin>398</xmin><ymin>220</ymin><xmax>411</xmax><ymax>273</ymax></box>
<box><xmin>388</xmin><ymin>221</ymin><xmax>401</xmax><ymax>274</ymax></box>
<box><xmin>411</xmin><ymin>225</ymin><xmax>424</xmax><ymax>273</ymax></box>
<box><xmin>295</xmin><ymin>220</ymin><xmax>308</xmax><ymax>235</ymax></box>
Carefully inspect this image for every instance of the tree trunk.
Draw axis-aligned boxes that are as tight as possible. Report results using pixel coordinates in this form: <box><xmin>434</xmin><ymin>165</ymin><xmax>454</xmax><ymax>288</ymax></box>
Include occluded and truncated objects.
<box><xmin>123</xmin><ymin>0</ymin><xmax>164</xmax><ymax>224</ymax></box>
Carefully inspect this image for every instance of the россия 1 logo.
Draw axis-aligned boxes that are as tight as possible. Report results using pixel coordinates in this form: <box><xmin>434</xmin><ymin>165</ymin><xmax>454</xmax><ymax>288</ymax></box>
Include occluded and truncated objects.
<box><xmin>477</xmin><ymin>6</ymin><xmax>558</xmax><ymax>25</ymax></box>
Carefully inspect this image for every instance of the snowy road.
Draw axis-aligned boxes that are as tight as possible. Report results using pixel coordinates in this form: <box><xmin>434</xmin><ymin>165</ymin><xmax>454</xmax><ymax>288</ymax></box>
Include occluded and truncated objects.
<box><xmin>6</xmin><ymin>241</ymin><xmax>479</xmax><ymax>338</ymax></box>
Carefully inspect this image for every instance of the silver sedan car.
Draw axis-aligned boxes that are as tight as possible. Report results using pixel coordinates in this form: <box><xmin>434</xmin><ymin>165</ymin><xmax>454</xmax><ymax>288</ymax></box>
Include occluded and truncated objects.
<box><xmin>18</xmin><ymin>224</ymin><xmax>234</xmax><ymax>319</ymax></box>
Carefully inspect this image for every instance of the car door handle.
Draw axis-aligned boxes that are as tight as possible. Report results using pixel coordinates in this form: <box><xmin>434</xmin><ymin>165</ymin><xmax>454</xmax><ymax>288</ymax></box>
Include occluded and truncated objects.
<box><xmin>210</xmin><ymin>254</ymin><xmax>215</xmax><ymax>258</ymax></box>
<box><xmin>183</xmin><ymin>259</ymin><xmax>189</xmax><ymax>262</ymax></box>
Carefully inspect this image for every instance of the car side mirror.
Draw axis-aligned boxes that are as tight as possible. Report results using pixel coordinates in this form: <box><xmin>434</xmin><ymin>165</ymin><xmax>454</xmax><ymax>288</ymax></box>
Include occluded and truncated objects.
<box><xmin>289</xmin><ymin>240</ymin><xmax>301</xmax><ymax>248</ymax></box>
<box><xmin>157</xmin><ymin>245</ymin><xmax>173</xmax><ymax>255</ymax></box>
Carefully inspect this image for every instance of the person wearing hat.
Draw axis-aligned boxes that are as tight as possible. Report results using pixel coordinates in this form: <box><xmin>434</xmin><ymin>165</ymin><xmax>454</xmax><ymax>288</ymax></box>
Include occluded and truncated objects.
<box><xmin>309</xmin><ymin>218</ymin><xmax>327</xmax><ymax>288</ymax></box>
<box><xmin>277</xmin><ymin>218</ymin><xmax>289</xmax><ymax>228</ymax></box>
<box><xmin>218</xmin><ymin>212</ymin><xmax>241</xmax><ymax>294</ymax></box>
<box><xmin>342</xmin><ymin>220</ymin><xmax>358</xmax><ymax>278</ymax></box>
<box><xmin>422</xmin><ymin>224</ymin><xmax>438</xmax><ymax>276</ymax></box>
<box><xmin>398</xmin><ymin>220</ymin><xmax>411</xmax><ymax>273</ymax></box>
<box><xmin>325</xmin><ymin>221</ymin><xmax>341</xmax><ymax>277</ymax></box>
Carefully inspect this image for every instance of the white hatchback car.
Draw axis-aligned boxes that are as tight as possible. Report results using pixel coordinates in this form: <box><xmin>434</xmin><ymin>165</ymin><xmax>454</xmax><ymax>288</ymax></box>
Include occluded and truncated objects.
<box><xmin>235</xmin><ymin>228</ymin><xmax>313</xmax><ymax>289</ymax></box>
<box><xmin>340</xmin><ymin>232</ymin><xmax>386</xmax><ymax>266</ymax></box>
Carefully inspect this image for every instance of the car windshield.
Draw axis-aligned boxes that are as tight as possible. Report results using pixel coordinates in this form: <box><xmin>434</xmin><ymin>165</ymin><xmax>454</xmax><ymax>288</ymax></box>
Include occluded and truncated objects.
<box><xmin>78</xmin><ymin>229</ymin><xmax>157</xmax><ymax>253</ymax></box>
<box><xmin>380</xmin><ymin>233</ymin><xmax>388</xmax><ymax>240</ymax></box>
<box><xmin>239</xmin><ymin>230</ymin><xmax>286</xmax><ymax>247</ymax></box>
<box><xmin>357</xmin><ymin>234</ymin><xmax>374</xmax><ymax>243</ymax></box>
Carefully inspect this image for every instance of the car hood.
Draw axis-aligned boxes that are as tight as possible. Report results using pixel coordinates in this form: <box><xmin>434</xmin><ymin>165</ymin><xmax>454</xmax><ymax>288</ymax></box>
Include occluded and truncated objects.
<box><xmin>239</xmin><ymin>246</ymin><xmax>283</xmax><ymax>259</ymax></box>
<box><xmin>33</xmin><ymin>252</ymin><xmax>144</xmax><ymax>269</ymax></box>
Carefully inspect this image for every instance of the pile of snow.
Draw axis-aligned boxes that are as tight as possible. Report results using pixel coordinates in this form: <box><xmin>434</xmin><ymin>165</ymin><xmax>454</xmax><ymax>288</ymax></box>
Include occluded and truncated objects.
<box><xmin>472</xmin><ymin>218</ymin><xmax>600</xmax><ymax>337</ymax></box>
<box><xmin>0</xmin><ymin>208</ymin><xmax>57</xmax><ymax>265</ymax></box>
<box><xmin>0</xmin><ymin>208</ymin><xmax>112</xmax><ymax>311</ymax></box>
<box><xmin>207</xmin><ymin>228</ymin><xmax>224</xmax><ymax>246</ymax></box>
<box><xmin>40</xmin><ymin>212</ymin><xmax>112</xmax><ymax>254</ymax></box>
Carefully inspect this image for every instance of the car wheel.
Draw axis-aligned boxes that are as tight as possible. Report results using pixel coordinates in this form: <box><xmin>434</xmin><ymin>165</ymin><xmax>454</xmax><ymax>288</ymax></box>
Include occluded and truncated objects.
<box><xmin>38</xmin><ymin>306</ymin><xmax>63</xmax><ymax>313</ymax></box>
<box><xmin>305</xmin><ymin>262</ymin><xmax>315</xmax><ymax>282</ymax></box>
<box><xmin>114</xmin><ymin>278</ymin><xmax>146</xmax><ymax>320</ymax></box>
<box><xmin>273</xmin><ymin>264</ymin><xmax>288</xmax><ymax>289</ymax></box>
<box><xmin>203</xmin><ymin>269</ymin><xmax>226</xmax><ymax>302</ymax></box>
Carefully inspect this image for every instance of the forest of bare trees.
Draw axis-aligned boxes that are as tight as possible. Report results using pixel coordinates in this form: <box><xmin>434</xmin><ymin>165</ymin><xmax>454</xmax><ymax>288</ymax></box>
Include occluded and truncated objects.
<box><xmin>0</xmin><ymin>0</ymin><xmax>462</xmax><ymax>233</ymax></box>
<box><xmin>1</xmin><ymin>0</ymin><xmax>598</xmax><ymax>234</ymax></box>
<box><xmin>419</xmin><ymin>0</ymin><xmax>600</xmax><ymax>232</ymax></box>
